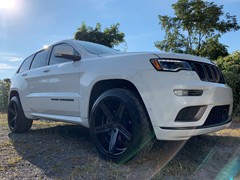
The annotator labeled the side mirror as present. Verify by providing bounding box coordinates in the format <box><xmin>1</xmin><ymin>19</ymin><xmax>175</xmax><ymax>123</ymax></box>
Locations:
<box><xmin>55</xmin><ymin>53</ymin><xmax>81</xmax><ymax>61</ymax></box>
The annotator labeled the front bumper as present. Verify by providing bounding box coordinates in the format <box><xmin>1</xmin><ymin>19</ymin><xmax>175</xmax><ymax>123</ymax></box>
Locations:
<box><xmin>154</xmin><ymin>118</ymin><xmax>231</xmax><ymax>140</ymax></box>
<box><xmin>132</xmin><ymin>70</ymin><xmax>233</xmax><ymax>140</ymax></box>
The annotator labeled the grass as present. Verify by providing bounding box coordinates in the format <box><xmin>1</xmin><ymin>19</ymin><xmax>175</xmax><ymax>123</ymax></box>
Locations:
<box><xmin>0</xmin><ymin>166</ymin><xmax>4</xmax><ymax>172</ymax></box>
<box><xmin>215</xmin><ymin>128</ymin><xmax>240</xmax><ymax>137</ymax></box>
<box><xmin>0</xmin><ymin>113</ymin><xmax>7</xmax><ymax>125</ymax></box>
<box><xmin>233</xmin><ymin>116</ymin><xmax>240</xmax><ymax>123</ymax></box>
<box><xmin>33</xmin><ymin>120</ymin><xmax>64</xmax><ymax>126</ymax></box>
<box><xmin>0</xmin><ymin>113</ymin><xmax>7</xmax><ymax>118</ymax></box>
<box><xmin>0</xmin><ymin>113</ymin><xmax>239</xmax><ymax>179</ymax></box>
<box><xmin>7</xmin><ymin>157</ymin><xmax>22</xmax><ymax>165</ymax></box>
<box><xmin>0</xmin><ymin>140</ymin><xmax>12</xmax><ymax>148</ymax></box>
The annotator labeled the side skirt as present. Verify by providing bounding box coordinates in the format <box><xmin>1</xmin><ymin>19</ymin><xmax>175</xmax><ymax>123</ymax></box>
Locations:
<box><xmin>31</xmin><ymin>113</ymin><xmax>89</xmax><ymax>128</ymax></box>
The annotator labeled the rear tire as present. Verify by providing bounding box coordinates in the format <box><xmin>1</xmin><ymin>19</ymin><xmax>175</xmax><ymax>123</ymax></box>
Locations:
<box><xmin>89</xmin><ymin>88</ymin><xmax>154</xmax><ymax>163</ymax></box>
<box><xmin>8</xmin><ymin>96</ymin><xmax>33</xmax><ymax>133</ymax></box>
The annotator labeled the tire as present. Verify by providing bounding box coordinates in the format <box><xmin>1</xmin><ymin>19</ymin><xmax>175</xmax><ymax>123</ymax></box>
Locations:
<box><xmin>89</xmin><ymin>88</ymin><xmax>155</xmax><ymax>163</ymax></box>
<box><xmin>8</xmin><ymin>96</ymin><xmax>33</xmax><ymax>133</ymax></box>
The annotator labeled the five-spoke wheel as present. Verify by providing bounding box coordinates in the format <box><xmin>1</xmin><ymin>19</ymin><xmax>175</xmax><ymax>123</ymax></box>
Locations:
<box><xmin>8</xmin><ymin>96</ymin><xmax>33</xmax><ymax>133</ymax></box>
<box><xmin>90</xmin><ymin>89</ymin><xmax>153</xmax><ymax>163</ymax></box>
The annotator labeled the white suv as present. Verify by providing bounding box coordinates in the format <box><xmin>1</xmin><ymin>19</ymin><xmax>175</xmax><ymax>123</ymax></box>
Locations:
<box><xmin>8</xmin><ymin>40</ymin><xmax>233</xmax><ymax>163</ymax></box>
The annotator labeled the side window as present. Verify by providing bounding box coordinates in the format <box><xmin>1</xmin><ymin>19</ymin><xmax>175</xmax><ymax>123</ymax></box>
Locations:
<box><xmin>18</xmin><ymin>55</ymin><xmax>34</xmax><ymax>73</ymax></box>
<box><xmin>49</xmin><ymin>44</ymin><xmax>77</xmax><ymax>65</ymax></box>
<box><xmin>30</xmin><ymin>49</ymin><xmax>49</xmax><ymax>70</ymax></box>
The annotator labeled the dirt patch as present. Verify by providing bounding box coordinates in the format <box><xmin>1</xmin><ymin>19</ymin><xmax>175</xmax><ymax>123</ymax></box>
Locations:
<box><xmin>0</xmin><ymin>113</ymin><xmax>239</xmax><ymax>179</ymax></box>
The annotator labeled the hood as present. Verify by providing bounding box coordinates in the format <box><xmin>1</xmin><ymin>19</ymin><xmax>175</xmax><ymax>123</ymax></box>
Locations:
<box><xmin>99</xmin><ymin>51</ymin><xmax>212</xmax><ymax>64</ymax></box>
<box><xmin>153</xmin><ymin>52</ymin><xmax>212</xmax><ymax>64</ymax></box>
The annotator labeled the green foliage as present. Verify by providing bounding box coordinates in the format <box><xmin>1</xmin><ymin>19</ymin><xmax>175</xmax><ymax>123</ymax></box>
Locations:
<box><xmin>216</xmin><ymin>51</ymin><xmax>240</xmax><ymax>114</ymax></box>
<box><xmin>0</xmin><ymin>79</ymin><xmax>10</xmax><ymax>112</ymax></box>
<box><xmin>155</xmin><ymin>0</ymin><xmax>240</xmax><ymax>60</ymax></box>
<box><xmin>200</xmin><ymin>36</ymin><xmax>228</xmax><ymax>60</ymax></box>
<box><xmin>74</xmin><ymin>22</ymin><xmax>125</xmax><ymax>48</ymax></box>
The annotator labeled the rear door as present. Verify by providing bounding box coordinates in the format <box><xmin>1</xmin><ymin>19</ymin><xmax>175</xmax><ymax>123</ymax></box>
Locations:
<box><xmin>21</xmin><ymin>48</ymin><xmax>51</xmax><ymax>114</ymax></box>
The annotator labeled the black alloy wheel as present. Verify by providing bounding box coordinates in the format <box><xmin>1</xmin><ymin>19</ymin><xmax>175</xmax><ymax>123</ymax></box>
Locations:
<box><xmin>90</xmin><ymin>88</ymin><xmax>153</xmax><ymax>163</ymax></box>
<box><xmin>8</xmin><ymin>98</ymin><xmax>18</xmax><ymax>130</ymax></box>
<box><xmin>8</xmin><ymin>96</ymin><xmax>33</xmax><ymax>133</ymax></box>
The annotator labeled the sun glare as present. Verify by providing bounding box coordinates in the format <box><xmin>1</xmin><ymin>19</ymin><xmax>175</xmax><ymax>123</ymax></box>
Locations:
<box><xmin>43</xmin><ymin>45</ymin><xmax>49</xmax><ymax>49</ymax></box>
<box><xmin>0</xmin><ymin>0</ymin><xmax>16</xmax><ymax>10</ymax></box>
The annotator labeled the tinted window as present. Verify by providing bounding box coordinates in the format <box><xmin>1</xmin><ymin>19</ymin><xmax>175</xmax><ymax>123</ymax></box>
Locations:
<box><xmin>18</xmin><ymin>55</ymin><xmax>34</xmax><ymax>73</ymax></box>
<box><xmin>31</xmin><ymin>49</ymin><xmax>49</xmax><ymax>69</ymax></box>
<box><xmin>76</xmin><ymin>41</ymin><xmax>119</xmax><ymax>55</ymax></box>
<box><xmin>49</xmin><ymin>44</ymin><xmax>77</xmax><ymax>65</ymax></box>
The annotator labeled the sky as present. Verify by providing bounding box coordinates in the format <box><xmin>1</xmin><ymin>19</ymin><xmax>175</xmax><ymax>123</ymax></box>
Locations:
<box><xmin>0</xmin><ymin>0</ymin><xmax>240</xmax><ymax>80</ymax></box>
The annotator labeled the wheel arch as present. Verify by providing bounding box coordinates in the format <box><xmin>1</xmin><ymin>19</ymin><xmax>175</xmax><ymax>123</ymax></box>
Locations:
<box><xmin>88</xmin><ymin>79</ymin><xmax>149</xmax><ymax>119</ymax></box>
<box><xmin>9</xmin><ymin>90</ymin><xmax>20</xmax><ymax>102</ymax></box>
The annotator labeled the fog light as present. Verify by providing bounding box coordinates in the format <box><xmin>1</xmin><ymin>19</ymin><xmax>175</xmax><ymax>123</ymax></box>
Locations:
<box><xmin>175</xmin><ymin>106</ymin><xmax>207</xmax><ymax>122</ymax></box>
<box><xmin>174</xmin><ymin>89</ymin><xmax>203</xmax><ymax>96</ymax></box>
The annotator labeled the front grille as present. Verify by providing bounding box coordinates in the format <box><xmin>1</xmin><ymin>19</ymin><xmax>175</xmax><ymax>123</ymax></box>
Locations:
<box><xmin>190</xmin><ymin>62</ymin><xmax>225</xmax><ymax>84</ymax></box>
<box><xmin>203</xmin><ymin>105</ymin><xmax>230</xmax><ymax>126</ymax></box>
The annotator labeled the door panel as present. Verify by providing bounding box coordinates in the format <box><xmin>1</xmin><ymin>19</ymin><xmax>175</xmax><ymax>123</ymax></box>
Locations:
<box><xmin>25</xmin><ymin>63</ymin><xmax>81</xmax><ymax>116</ymax></box>
<box><xmin>21</xmin><ymin>44</ymin><xmax>82</xmax><ymax>118</ymax></box>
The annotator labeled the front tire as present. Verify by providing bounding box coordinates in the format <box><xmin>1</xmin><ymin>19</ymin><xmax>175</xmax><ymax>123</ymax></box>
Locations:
<box><xmin>8</xmin><ymin>96</ymin><xmax>33</xmax><ymax>133</ymax></box>
<box><xmin>89</xmin><ymin>89</ymin><xmax>154</xmax><ymax>163</ymax></box>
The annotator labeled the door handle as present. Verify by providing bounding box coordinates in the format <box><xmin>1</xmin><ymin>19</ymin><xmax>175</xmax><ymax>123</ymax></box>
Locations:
<box><xmin>22</xmin><ymin>73</ymin><xmax>28</xmax><ymax>77</ymax></box>
<box><xmin>43</xmin><ymin>69</ymin><xmax>51</xmax><ymax>73</ymax></box>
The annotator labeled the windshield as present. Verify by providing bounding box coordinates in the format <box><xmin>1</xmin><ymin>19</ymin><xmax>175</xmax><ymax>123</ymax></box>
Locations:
<box><xmin>76</xmin><ymin>41</ymin><xmax>120</xmax><ymax>55</ymax></box>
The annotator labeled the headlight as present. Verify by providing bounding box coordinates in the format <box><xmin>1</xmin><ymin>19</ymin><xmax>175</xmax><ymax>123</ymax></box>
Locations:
<box><xmin>150</xmin><ymin>59</ymin><xmax>192</xmax><ymax>72</ymax></box>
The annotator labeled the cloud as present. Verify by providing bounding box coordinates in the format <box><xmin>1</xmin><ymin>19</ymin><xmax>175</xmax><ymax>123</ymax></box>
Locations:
<box><xmin>0</xmin><ymin>54</ymin><xmax>23</xmax><ymax>62</ymax></box>
<box><xmin>8</xmin><ymin>56</ymin><xmax>23</xmax><ymax>62</ymax></box>
<box><xmin>0</xmin><ymin>63</ymin><xmax>17</xmax><ymax>70</ymax></box>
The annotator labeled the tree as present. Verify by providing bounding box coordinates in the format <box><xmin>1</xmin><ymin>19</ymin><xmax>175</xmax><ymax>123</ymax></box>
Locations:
<box><xmin>0</xmin><ymin>79</ymin><xmax>10</xmax><ymax>112</ymax></box>
<box><xmin>216</xmin><ymin>51</ymin><xmax>240</xmax><ymax>115</ymax></box>
<box><xmin>155</xmin><ymin>0</ymin><xmax>240</xmax><ymax>60</ymax></box>
<box><xmin>200</xmin><ymin>35</ymin><xmax>229</xmax><ymax>60</ymax></box>
<box><xmin>74</xmin><ymin>22</ymin><xmax>125</xmax><ymax>48</ymax></box>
